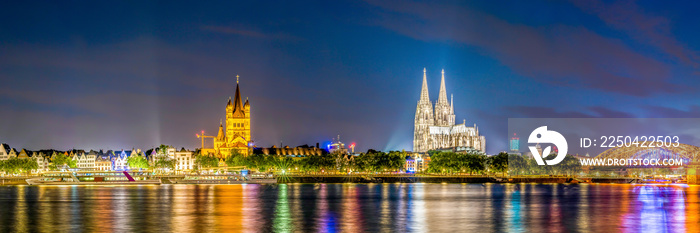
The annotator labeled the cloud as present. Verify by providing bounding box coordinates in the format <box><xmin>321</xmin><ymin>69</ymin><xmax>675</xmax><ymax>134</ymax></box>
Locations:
<box><xmin>504</xmin><ymin>106</ymin><xmax>634</xmax><ymax>118</ymax></box>
<box><xmin>588</xmin><ymin>106</ymin><xmax>635</xmax><ymax>118</ymax></box>
<box><xmin>0</xmin><ymin>36</ymin><xmax>376</xmax><ymax>151</ymax></box>
<box><xmin>644</xmin><ymin>105</ymin><xmax>700</xmax><ymax>118</ymax></box>
<box><xmin>571</xmin><ymin>0</ymin><xmax>700</xmax><ymax>68</ymax></box>
<box><xmin>505</xmin><ymin>106</ymin><xmax>593</xmax><ymax>118</ymax></box>
<box><xmin>200</xmin><ymin>25</ymin><xmax>302</xmax><ymax>41</ymax></box>
<box><xmin>0</xmin><ymin>37</ymin><xmax>284</xmax><ymax>150</ymax></box>
<box><xmin>0</xmin><ymin>37</ymin><xmax>276</xmax><ymax>93</ymax></box>
<box><xmin>366</xmin><ymin>0</ymin><xmax>690</xmax><ymax>96</ymax></box>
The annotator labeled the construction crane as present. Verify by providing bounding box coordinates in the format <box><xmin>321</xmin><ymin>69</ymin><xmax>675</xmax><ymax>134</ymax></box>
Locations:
<box><xmin>196</xmin><ymin>130</ymin><xmax>216</xmax><ymax>149</ymax></box>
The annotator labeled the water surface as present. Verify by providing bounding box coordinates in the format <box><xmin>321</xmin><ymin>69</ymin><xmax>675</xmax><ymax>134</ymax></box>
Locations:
<box><xmin>0</xmin><ymin>183</ymin><xmax>697</xmax><ymax>232</ymax></box>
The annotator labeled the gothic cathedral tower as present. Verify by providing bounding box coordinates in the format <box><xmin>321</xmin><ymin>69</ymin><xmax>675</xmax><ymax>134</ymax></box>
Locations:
<box><xmin>434</xmin><ymin>69</ymin><xmax>455</xmax><ymax>127</ymax></box>
<box><xmin>412</xmin><ymin>68</ymin><xmax>486</xmax><ymax>153</ymax></box>
<box><xmin>413</xmin><ymin>68</ymin><xmax>434</xmax><ymax>152</ymax></box>
<box><xmin>214</xmin><ymin>76</ymin><xmax>251</xmax><ymax>157</ymax></box>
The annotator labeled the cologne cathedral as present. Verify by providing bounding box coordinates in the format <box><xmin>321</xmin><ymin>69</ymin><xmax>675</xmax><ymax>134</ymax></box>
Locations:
<box><xmin>413</xmin><ymin>69</ymin><xmax>486</xmax><ymax>153</ymax></box>
<box><xmin>212</xmin><ymin>77</ymin><xmax>251</xmax><ymax>157</ymax></box>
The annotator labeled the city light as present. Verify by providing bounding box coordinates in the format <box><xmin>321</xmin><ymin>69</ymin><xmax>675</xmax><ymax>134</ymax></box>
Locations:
<box><xmin>2</xmin><ymin>1</ymin><xmax>699</xmax><ymax>232</ymax></box>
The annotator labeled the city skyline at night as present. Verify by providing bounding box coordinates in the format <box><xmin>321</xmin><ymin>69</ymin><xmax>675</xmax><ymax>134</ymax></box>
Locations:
<box><xmin>2</xmin><ymin>1</ymin><xmax>700</xmax><ymax>154</ymax></box>
<box><xmin>4</xmin><ymin>2</ymin><xmax>700</xmax><ymax>232</ymax></box>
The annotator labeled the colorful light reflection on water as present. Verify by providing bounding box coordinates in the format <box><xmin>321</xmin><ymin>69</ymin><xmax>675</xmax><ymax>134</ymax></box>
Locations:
<box><xmin>0</xmin><ymin>183</ymin><xmax>698</xmax><ymax>232</ymax></box>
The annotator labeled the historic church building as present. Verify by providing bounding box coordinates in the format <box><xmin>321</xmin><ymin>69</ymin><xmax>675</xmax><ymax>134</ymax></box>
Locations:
<box><xmin>413</xmin><ymin>69</ymin><xmax>486</xmax><ymax>153</ymax></box>
<box><xmin>212</xmin><ymin>77</ymin><xmax>251</xmax><ymax>157</ymax></box>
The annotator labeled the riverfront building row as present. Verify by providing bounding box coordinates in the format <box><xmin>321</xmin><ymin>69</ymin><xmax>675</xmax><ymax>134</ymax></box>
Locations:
<box><xmin>0</xmin><ymin>143</ymin><xmax>194</xmax><ymax>173</ymax></box>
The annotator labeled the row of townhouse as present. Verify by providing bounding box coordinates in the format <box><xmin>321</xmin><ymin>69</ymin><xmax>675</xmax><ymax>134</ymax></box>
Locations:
<box><xmin>1</xmin><ymin>143</ymin><xmax>195</xmax><ymax>173</ymax></box>
<box><xmin>0</xmin><ymin>144</ymin><xmax>70</xmax><ymax>172</ymax></box>
<box><xmin>147</xmin><ymin>147</ymin><xmax>195</xmax><ymax>172</ymax></box>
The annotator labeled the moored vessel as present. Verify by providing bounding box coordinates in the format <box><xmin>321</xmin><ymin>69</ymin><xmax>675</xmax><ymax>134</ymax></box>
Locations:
<box><xmin>170</xmin><ymin>173</ymin><xmax>276</xmax><ymax>184</ymax></box>
<box><xmin>26</xmin><ymin>171</ymin><xmax>161</xmax><ymax>185</ymax></box>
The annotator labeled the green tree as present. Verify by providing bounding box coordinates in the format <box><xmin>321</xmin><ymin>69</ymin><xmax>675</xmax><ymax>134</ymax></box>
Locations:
<box><xmin>487</xmin><ymin>152</ymin><xmax>509</xmax><ymax>175</ymax></box>
<box><xmin>507</xmin><ymin>154</ymin><xmax>527</xmax><ymax>175</ymax></box>
<box><xmin>351</xmin><ymin>151</ymin><xmax>405</xmax><ymax>173</ymax></box>
<box><xmin>127</xmin><ymin>155</ymin><xmax>149</xmax><ymax>169</ymax></box>
<box><xmin>0</xmin><ymin>158</ymin><xmax>38</xmax><ymax>175</ymax></box>
<box><xmin>154</xmin><ymin>158</ymin><xmax>176</xmax><ymax>170</ymax></box>
<box><xmin>158</xmin><ymin>144</ymin><xmax>173</xmax><ymax>155</ymax></box>
<box><xmin>426</xmin><ymin>152</ymin><xmax>487</xmax><ymax>174</ymax></box>
<box><xmin>554</xmin><ymin>155</ymin><xmax>582</xmax><ymax>176</ymax></box>
<box><xmin>465</xmin><ymin>153</ymin><xmax>486</xmax><ymax>175</ymax></box>
<box><xmin>427</xmin><ymin>152</ymin><xmax>459</xmax><ymax>173</ymax></box>
<box><xmin>49</xmin><ymin>153</ymin><xmax>77</xmax><ymax>170</ymax></box>
<box><xmin>271</xmin><ymin>156</ymin><xmax>296</xmax><ymax>173</ymax></box>
<box><xmin>298</xmin><ymin>154</ymin><xmax>334</xmax><ymax>173</ymax></box>
<box><xmin>194</xmin><ymin>155</ymin><xmax>219</xmax><ymax>170</ymax></box>
<box><xmin>224</xmin><ymin>150</ymin><xmax>247</xmax><ymax>167</ymax></box>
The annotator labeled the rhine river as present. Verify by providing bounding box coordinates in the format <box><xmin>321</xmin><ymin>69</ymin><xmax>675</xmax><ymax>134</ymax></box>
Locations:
<box><xmin>0</xmin><ymin>183</ymin><xmax>697</xmax><ymax>232</ymax></box>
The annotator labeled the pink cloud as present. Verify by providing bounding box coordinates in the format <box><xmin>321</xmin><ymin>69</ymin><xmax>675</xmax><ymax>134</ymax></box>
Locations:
<box><xmin>572</xmin><ymin>0</ymin><xmax>699</xmax><ymax>68</ymax></box>
<box><xmin>366</xmin><ymin>0</ymin><xmax>689</xmax><ymax>96</ymax></box>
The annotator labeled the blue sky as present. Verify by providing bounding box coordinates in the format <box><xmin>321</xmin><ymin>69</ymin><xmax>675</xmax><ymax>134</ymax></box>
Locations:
<box><xmin>1</xmin><ymin>0</ymin><xmax>699</xmax><ymax>154</ymax></box>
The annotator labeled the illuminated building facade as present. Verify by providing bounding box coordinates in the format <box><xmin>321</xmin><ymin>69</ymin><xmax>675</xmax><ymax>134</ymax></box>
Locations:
<box><xmin>173</xmin><ymin>148</ymin><xmax>194</xmax><ymax>171</ymax></box>
<box><xmin>329</xmin><ymin>136</ymin><xmax>349</xmax><ymax>154</ymax></box>
<box><xmin>510</xmin><ymin>133</ymin><xmax>519</xmax><ymax>152</ymax></box>
<box><xmin>413</xmin><ymin>69</ymin><xmax>486</xmax><ymax>153</ymax></box>
<box><xmin>95</xmin><ymin>154</ymin><xmax>112</xmax><ymax>171</ymax></box>
<box><xmin>405</xmin><ymin>153</ymin><xmax>431</xmax><ymax>172</ymax></box>
<box><xmin>258</xmin><ymin>145</ymin><xmax>325</xmax><ymax>157</ymax></box>
<box><xmin>211</xmin><ymin>77</ymin><xmax>251</xmax><ymax>157</ymax></box>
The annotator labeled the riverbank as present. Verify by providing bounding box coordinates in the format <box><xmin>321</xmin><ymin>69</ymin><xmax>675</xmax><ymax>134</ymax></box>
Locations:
<box><xmin>0</xmin><ymin>177</ymin><xmax>36</xmax><ymax>185</ymax></box>
<box><xmin>1</xmin><ymin>176</ymin><xmax>649</xmax><ymax>185</ymax></box>
<box><xmin>275</xmin><ymin>176</ymin><xmax>640</xmax><ymax>184</ymax></box>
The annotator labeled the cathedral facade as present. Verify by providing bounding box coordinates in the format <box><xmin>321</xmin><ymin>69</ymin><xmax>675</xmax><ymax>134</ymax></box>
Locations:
<box><xmin>213</xmin><ymin>78</ymin><xmax>251</xmax><ymax>157</ymax></box>
<box><xmin>413</xmin><ymin>69</ymin><xmax>486</xmax><ymax>153</ymax></box>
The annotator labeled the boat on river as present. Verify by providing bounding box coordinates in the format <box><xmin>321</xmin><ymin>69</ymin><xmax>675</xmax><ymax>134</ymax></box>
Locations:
<box><xmin>26</xmin><ymin>171</ymin><xmax>161</xmax><ymax>185</ymax></box>
<box><xmin>170</xmin><ymin>173</ymin><xmax>276</xmax><ymax>184</ymax></box>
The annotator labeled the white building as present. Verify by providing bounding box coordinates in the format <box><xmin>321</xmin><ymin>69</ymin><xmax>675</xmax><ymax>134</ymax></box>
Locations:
<box><xmin>173</xmin><ymin>148</ymin><xmax>194</xmax><ymax>171</ymax></box>
<box><xmin>0</xmin><ymin>143</ymin><xmax>10</xmax><ymax>160</ymax></box>
<box><xmin>31</xmin><ymin>152</ymin><xmax>50</xmax><ymax>172</ymax></box>
<box><xmin>95</xmin><ymin>154</ymin><xmax>112</xmax><ymax>171</ymax></box>
<box><xmin>413</xmin><ymin>69</ymin><xmax>486</xmax><ymax>153</ymax></box>
<box><xmin>112</xmin><ymin>150</ymin><xmax>130</xmax><ymax>170</ymax></box>
<box><xmin>405</xmin><ymin>153</ymin><xmax>431</xmax><ymax>173</ymax></box>
<box><xmin>329</xmin><ymin>136</ymin><xmax>349</xmax><ymax>154</ymax></box>
<box><xmin>73</xmin><ymin>150</ymin><xmax>97</xmax><ymax>169</ymax></box>
<box><xmin>156</xmin><ymin>147</ymin><xmax>194</xmax><ymax>172</ymax></box>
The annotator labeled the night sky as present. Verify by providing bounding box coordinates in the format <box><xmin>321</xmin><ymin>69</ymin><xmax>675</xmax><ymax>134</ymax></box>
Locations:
<box><xmin>2</xmin><ymin>0</ymin><xmax>700</xmax><ymax>154</ymax></box>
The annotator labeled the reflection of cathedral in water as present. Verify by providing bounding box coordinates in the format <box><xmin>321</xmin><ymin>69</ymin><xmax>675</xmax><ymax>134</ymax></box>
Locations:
<box><xmin>413</xmin><ymin>69</ymin><xmax>485</xmax><ymax>153</ymax></box>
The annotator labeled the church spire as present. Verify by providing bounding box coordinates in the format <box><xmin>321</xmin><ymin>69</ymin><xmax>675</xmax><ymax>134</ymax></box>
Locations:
<box><xmin>438</xmin><ymin>69</ymin><xmax>448</xmax><ymax>105</ymax></box>
<box><xmin>216</xmin><ymin>120</ymin><xmax>225</xmax><ymax>140</ymax></box>
<box><xmin>420</xmin><ymin>68</ymin><xmax>430</xmax><ymax>102</ymax></box>
<box><xmin>232</xmin><ymin>75</ymin><xmax>244</xmax><ymax>117</ymax></box>
<box><xmin>451</xmin><ymin>94</ymin><xmax>454</xmax><ymax>114</ymax></box>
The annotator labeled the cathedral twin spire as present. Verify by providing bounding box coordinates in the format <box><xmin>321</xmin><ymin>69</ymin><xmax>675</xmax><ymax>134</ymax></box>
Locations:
<box><xmin>438</xmin><ymin>69</ymin><xmax>448</xmax><ymax>106</ymax></box>
<box><xmin>419</xmin><ymin>68</ymin><xmax>455</xmax><ymax>127</ymax></box>
<box><xmin>420</xmin><ymin>68</ymin><xmax>430</xmax><ymax>103</ymax></box>
<box><xmin>420</xmin><ymin>68</ymin><xmax>449</xmax><ymax>105</ymax></box>
<box><xmin>414</xmin><ymin>68</ymin><xmax>485</xmax><ymax>153</ymax></box>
